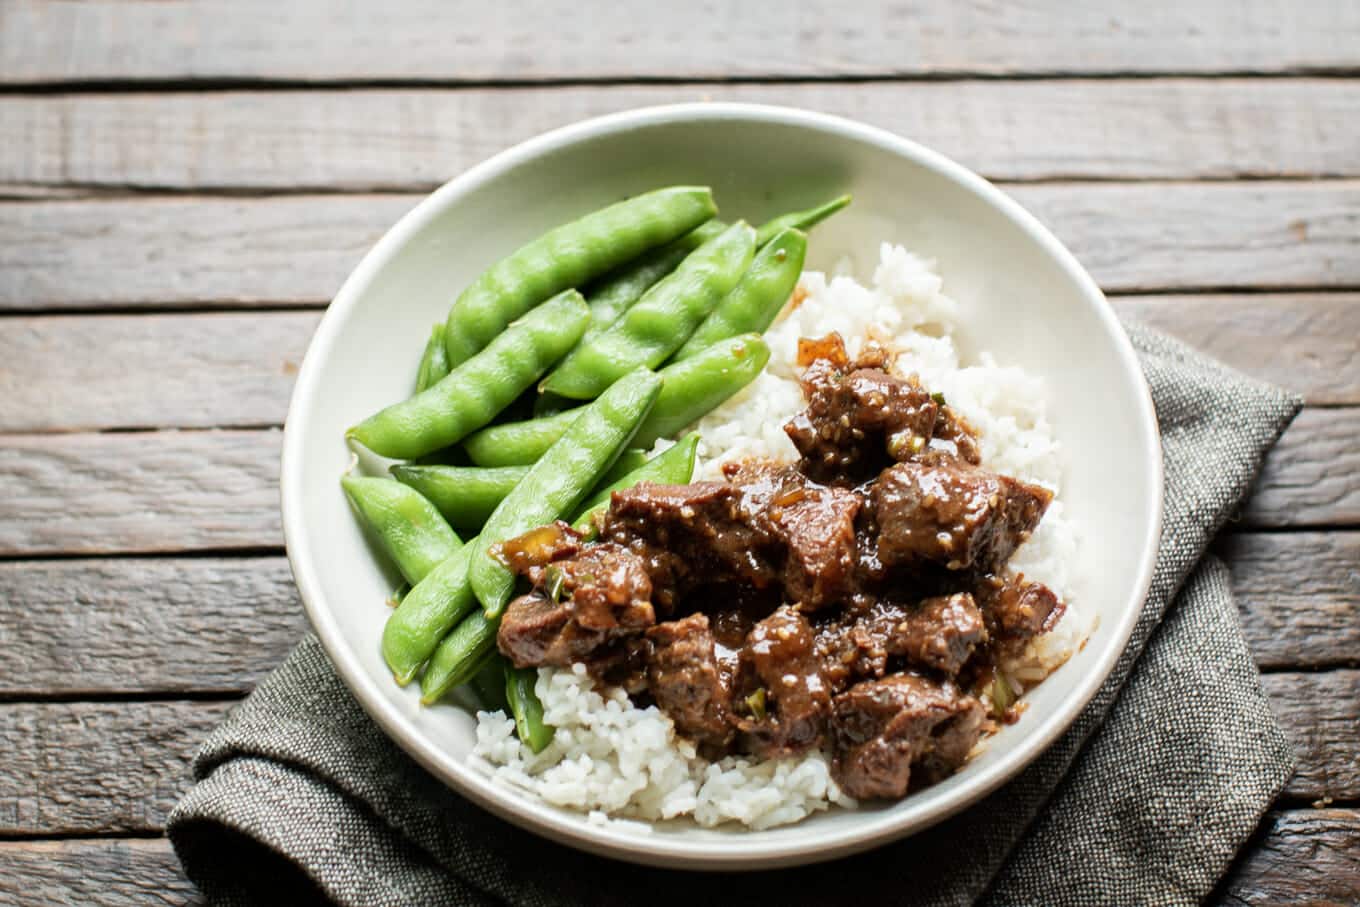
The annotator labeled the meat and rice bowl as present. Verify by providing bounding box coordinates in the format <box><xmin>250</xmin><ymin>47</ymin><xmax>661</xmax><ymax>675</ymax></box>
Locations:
<box><xmin>471</xmin><ymin>245</ymin><xmax>1082</xmax><ymax>829</ymax></box>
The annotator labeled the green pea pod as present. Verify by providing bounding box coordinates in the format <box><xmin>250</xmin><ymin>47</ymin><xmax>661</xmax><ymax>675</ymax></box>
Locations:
<box><xmin>754</xmin><ymin>193</ymin><xmax>851</xmax><ymax>247</ymax></box>
<box><xmin>581</xmin><ymin>220</ymin><xmax>726</xmax><ymax>341</ymax></box>
<box><xmin>470</xmin><ymin>368</ymin><xmax>664</xmax><ymax>618</ymax></box>
<box><xmin>540</xmin><ymin>222</ymin><xmax>756</xmax><ymax>400</ymax></box>
<box><xmin>414</xmin><ymin>323</ymin><xmax>451</xmax><ymax>393</ymax></box>
<box><xmin>392</xmin><ymin>450</ymin><xmax>647</xmax><ymax>531</ymax></box>
<box><xmin>470</xmin><ymin>651</ymin><xmax>511</xmax><ymax>712</ymax></box>
<box><xmin>505</xmin><ymin>664</ymin><xmax>554</xmax><ymax>752</ymax></box>
<box><xmin>672</xmin><ymin>228</ymin><xmax>807</xmax><ymax>361</ymax></box>
<box><xmin>443</xmin><ymin>187</ymin><xmax>717</xmax><ymax>367</ymax></box>
<box><xmin>349</xmin><ymin>290</ymin><xmax>590</xmax><ymax>459</ymax></box>
<box><xmin>633</xmin><ymin>333</ymin><xmax>770</xmax><ymax>448</ymax></box>
<box><xmin>463</xmin><ymin>408</ymin><xmax>580</xmax><ymax>468</ymax></box>
<box><xmin>571</xmin><ymin>432</ymin><xmax>700</xmax><ymax>532</ymax></box>
<box><xmin>341</xmin><ymin>476</ymin><xmax>462</xmax><ymax>586</ymax></box>
<box><xmin>390</xmin><ymin>464</ymin><xmax>527</xmax><ymax>532</ymax></box>
<box><xmin>420</xmin><ymin>609</ymin><xmax>499</xmax><ymax>705</ymax></box>
<box><xmin>381</xmin><ymin>543</ymin><xmax>478</xmax><ymax>685</ymax></box>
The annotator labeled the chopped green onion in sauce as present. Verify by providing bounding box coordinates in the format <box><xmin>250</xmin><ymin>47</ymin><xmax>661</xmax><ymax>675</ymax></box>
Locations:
<box><xmin>745</xmin><ymin>687</ymin><xmax>768</xmax><ymax>721</ymax></box>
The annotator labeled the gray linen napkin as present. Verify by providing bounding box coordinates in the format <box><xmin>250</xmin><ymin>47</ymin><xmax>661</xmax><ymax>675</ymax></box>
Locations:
<box><xmin>168</xmin><ymin>324</ymin><xmax>1301</xmax><ymax>906</ymax></box>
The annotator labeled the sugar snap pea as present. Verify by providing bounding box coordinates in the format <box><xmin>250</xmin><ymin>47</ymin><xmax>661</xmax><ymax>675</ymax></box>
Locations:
<box><xmin>349</xmin><ymin>290</ymin><xmax>589</xmax><ymax>459</ymax></box>
<box><xmin>442</xmin><ymin>187</ymin><xmax>716</xmax><ymax>367</ymax></box>
<box><xmin>470</xmin><ymin>368</ymin><xmax>664</xmax><ymax>617</ymax></box>
<box><xmin>634</xmin><ymin>333</ymin><xmax>770</xmax><ymax>447</ymax></box>
<box><xmin>571</xmin><ymin>432</ymin><xmax>700</xmax><ymax>532</ymax></box>
<box><xmin>392</xmin><ymin>450</ymin><xmax>648</xmax><ymax>530</ymax></box>
<box><xmin>420</xmin><ymin>608</ymin><xmax>499</xmax><ymax>705</ymax></box>
<box><xmin>414</xmin><ymin>323</ymin><xmax>451</xmax><ymax>393</ymax></box>
<box><xmin>754</xmin><ymin>193</ymin><xmax>851</xmax><ymax>247</ymax></box>
<box><xmin>391</xmin><ymin>464</ymin><xmax>527</xmax><ymax>532</ymax></box>
<box><xmin>580</xmin><ymin>220</ymin><xmax>726</xmax><ymax>341</ymax></box>
<box><xmin>672</xmin><ymin>228</ymin><xmax>806</xmax><ymax>361</ymax></box>
<box><xmin>341</xmin><ymin>476</ymin><xmax>462</xmax><ymax>587</ymax></box>
<box><xmin>506</xmin><ymin>664</ymin><xmax>554</xmax><ymax>752</ymax></box>
<box><xmin>540</xmin><ymin>222</ymin><xmax>755</xmax><ymax>400</ymax></box>
<box><xmin>381</xmin><ymin>543</ymin><xmax>478</xmax><ymax>685</ymax></box>
<box><xmin>463</xmin><ymin>407</ymin><xmax>580</xmax><ymax>468</ymax></box>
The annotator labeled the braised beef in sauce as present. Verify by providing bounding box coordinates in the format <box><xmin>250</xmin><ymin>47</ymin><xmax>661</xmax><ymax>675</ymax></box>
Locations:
<box><xmin>496</xmin><ymin>333</ymin><xmax>1066</xmax><ymax>800</ymax></box>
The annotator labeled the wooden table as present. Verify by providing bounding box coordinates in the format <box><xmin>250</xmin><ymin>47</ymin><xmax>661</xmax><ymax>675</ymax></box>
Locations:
<box><xmin>0</xmin><ymin>3</ymin><xmax>1356</xmax><ymax>903</ymax></box>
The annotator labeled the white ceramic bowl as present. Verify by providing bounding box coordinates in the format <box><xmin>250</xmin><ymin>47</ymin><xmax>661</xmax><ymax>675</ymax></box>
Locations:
<box><xmin>282</xmin><ymin>104</ymin><xmax>1162</xmax><ymax>870</ymax></box>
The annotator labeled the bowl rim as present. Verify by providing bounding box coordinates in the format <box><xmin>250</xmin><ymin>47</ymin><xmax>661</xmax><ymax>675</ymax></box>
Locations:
<box><xmin>281</xmin><ymin>101</ymin><xmax>1164</xmax><ymax>869</ymax></box>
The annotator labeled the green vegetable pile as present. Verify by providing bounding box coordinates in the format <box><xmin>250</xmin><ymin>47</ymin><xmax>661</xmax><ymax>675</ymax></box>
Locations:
<box><xmin>341</xmin><ymin>186</ymin><xmax>850</xmax><ymax>751</ymax></box>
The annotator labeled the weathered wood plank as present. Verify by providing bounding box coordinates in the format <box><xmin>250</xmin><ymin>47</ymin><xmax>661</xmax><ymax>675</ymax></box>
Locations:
<box><xmin>3</xmin><ymin>182</ymin><xmax>1358</xmax><ymax>311</ymax></box>
<box><xmin>0</xmin><ymin>839</ymin><xmax>200</xmax><ymax>906</ymax></box>
<box><xmin>0</xmin><ymin>431</ymin><xmax>280</xmax><ymax>555</ymax></box>
<box><xmin>2</xmin><ymin>531</ymin><xmax>1349</xmax><ymax>696</ymax></box>
<box><xmin>0</xmin><ymin>701</ymin><xmax>231</xmax><ymax>835</ymax></box>
<box><xmin>3</xmin><ymin>295</ymin><xmax>1351</xmax><ymax>434</ymax></box>
<box><xmin>3</xmin><ymin>0</ymin><xmax>1357</xmax><ymax>83</ymax></box>
<box><xmin>0</xmin><ymin>311</ymin><xmax>320</xmax><ymax>431</ymax></box>
<box><xmin>0</xmin><ymin>675</ymin><xmax>1350</xmax><ymax>837</ymax></box>
<box><xmin>1220</xmin><ymin>532</ymin><xmax>1360</xmax><ymax>671</ymax></box>
<box><xmin>0</xmin><ymin>558</ymin><xmax>306</xmax><ymax>696</ymax></box>
<box><xmin>5</xmin><ymin>80</ymin><xmax>1360</xmax><ymax>192</ymax></box>
<box><xmin>1215</xmin><ymin>809</ymin><xmax>1360</xmax><ymax>906</ymax></box>
<box><xmin>1242</xmin><ymin>407</ymin><xmax>1360</xmax><ymax>530</ymax></box>
<box><xmin>0</xmin><ymin>404</ymin><xmax>1350</xmax><ymax>555</ymax></box>
<box><xmin>1262</xmin><ymin>671</ymin><xmax>1360</xmax><ymax>802</ymax></box>
<box><xmin>1113</xmin><ymin>294</ymin><xmax>1360</xmax><ymax>406</ymax></box>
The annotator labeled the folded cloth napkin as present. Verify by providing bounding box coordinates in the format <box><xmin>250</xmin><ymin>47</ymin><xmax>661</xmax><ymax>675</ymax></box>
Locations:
<box><xmin>168</xmin><ymin>324</ymin><xmax>1301</xmax><ymax>906</ymax></box>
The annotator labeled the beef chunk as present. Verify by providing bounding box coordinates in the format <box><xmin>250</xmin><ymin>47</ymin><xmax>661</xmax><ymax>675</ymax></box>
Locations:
<box><xmin>871</xmin><ymin>460</ymin><xmax>1052</xmax><ymax>573</ymax></box>
<box><xmin>974</xmin><ymin>574</ymin><xmax>1064</xmax><ymax>647</ymax></box>
<box><xmin>928</xmin><ymin>404</ymin><xmax>982</xmax><ymax>466</ymax></box>
<box><xmin>735</xmin><ymin>606</ymin><xmax>832</xmax><ymax>758</ymax></box>
<box><xmin>891</xmin><ymin>593</ymin><xmax>988</xmax><ymax>675</ymax></box>
<box><xmin>498</xmin><ymin>593</ymin><xmax>609</xmax><ymax>667</ymax></box>
<box><xmin>496</xmin><ymin>542</ymin><xmax>655</xmax><ymax>668</ymax></box>
<box><xmin>785</xmin><ymin>336</ymin><xmax>940</xmax><ymax>484</ymax></box>
<box><xmin>831</xmin><ymin>674</ymin><xmax>984</xmax><ymax>799</ymax></box>
<box><xmin>814</xmin><ymin>593</ymin><xmax>986</xmax><ymax>691</ymax></box>
<box><xmin>646</xmin><ymin>614</ymin><xmax>734</xmax><ymax>748</ymax></box>
<box><xmin>603</xmin><ymin>481</ymin><xmax>775</xmax><ymax>604</ymax></box>
<box><xmin>725</xmin><ymin>462</ymin><xmax>863</xmax><ymax>608</ymax></box>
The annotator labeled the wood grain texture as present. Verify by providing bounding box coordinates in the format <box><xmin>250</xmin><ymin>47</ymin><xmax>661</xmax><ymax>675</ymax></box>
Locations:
<box><xmin>1221</xmin><ymin>532</ymin><xmax>1360</xmax><ymax>670</ymax></box>
<box><xmin>3</xmin><ymin>182</ymin><xmax>1359</xmax><ymax>311</ymax></box>
<box><xmin>1215</xmin><ymin>809</ymin><xmax>1360</xmax><ymax>906</ymax></box>
<box><xmin>4</xmin><ymin>79</ymin><xmax>1360</xmax><ymax>192</ymax></box>
<box><xmin>0</xmin><ymin>674</ymin><xmax>1349</xmax><ymax>837</ymax></box>
<box><xmin>2</xmin><ymin>403</ymin><xmax>1352</xmax><ymax>556</ymax></box>
<box><xmin>1242</xmin><ymin>407</ymin><xmax>1360</xmax><ymax>529</ymax></box>
<box><xmin>0</xmin><ymin>311</ymin><xmax>320</xmax><ymax>431</ymax></box>
<box><xmin>3</xmin><ymin>295</ymin><xmax>1352</xmax><ymax>433</ymax></box>
<box><xmin>0</xmin><ymin>701</ymin><xmax>231</xmax><ymax>834</ymax></box>
<box><xmin>1264</xmin><ymin>671</ymin><xmax>1360</xmax><ymax>802</ymax></box>
<box><xmin>1114</xmin><ymin>294</ymin><xmax>1360</xmax><ymax>406</ymax></box>
<box><xmin>0</xmin><ymin>839</ymin><xmax>200</xmax><ymax>907</ymax></box>
<box><xmin>0</xmin><ymin>431</ymin><xmax>280</xmax><ymax>555</ymax></box>
<box><xmin>3</xmin><ymin>1</ymin><xmax>1358</xmax><ymax>84</ymax></box>
<box><xmin>0</xmin><ymin>558</ymin><xmax>306</xmax><ymax>696</ymax></box>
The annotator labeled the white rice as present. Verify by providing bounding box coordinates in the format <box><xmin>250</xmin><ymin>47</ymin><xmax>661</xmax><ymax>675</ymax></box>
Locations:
<box><xmin>472</xmin><ymin>242</ymin><xmax>1084</xmax><ymax>828</ymax></box>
